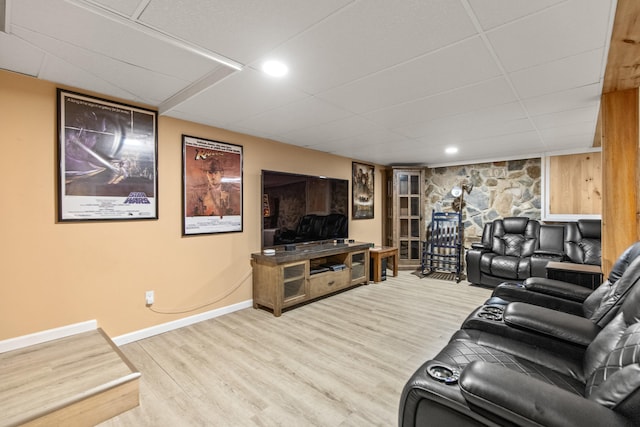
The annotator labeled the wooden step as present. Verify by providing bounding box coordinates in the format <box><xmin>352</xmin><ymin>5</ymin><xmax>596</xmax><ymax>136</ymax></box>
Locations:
<box><xmin>0</xmin><ymin>328</ymin><xmax>140</xmax><ymax>427</ymax></box>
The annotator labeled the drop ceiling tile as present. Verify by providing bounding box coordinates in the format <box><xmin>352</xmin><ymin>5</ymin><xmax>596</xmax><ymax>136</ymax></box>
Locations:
<box><xmin>351</xmin><ymin>141</ymin><xmax>443</xmax><ymax>165</ymax></box>
<box><xmin>487</xmin><ymin>0</ymin><xmax>613</xmax><ymax>72</ymax></box>
<box><xmin>92</xmin><ymin>0</ymin><xmax>142</xmax><ymax>16</ymax></box>
<box><xmin>303</xmin><ymin>138</ymin><xmax>377</xmax><ymax>155</ymax></box>
<box><xmin>509</xmin><ymin>49</ymin><xmax>603</xmax><ymax>99</ymax></box>
<box><xmin>330</xmin><ymin>139</ymin><xmax>426</xmax><ymax>164</ymax></box>
<box><xmin>364</xmin><ymin>77</ymin><xmax>517</xmax><ymax>129</ymax></box>
<box><xmin>316</xmin><ymin>36</ymin><xmax>501</xmax><ymax>114</ymax></box>
<box><xmin>12</xmin><ymin>0</ymin><xmax>217</xmax><ymax>82</ymax></box>
<box><xmin>544</xmin><ymin>134</ymin><xmax>597</xmax><ymax>150</ymax></box>
<box><xmin>281</xmin><ymin>116</ymin><xmax>384</xmax><ymax>146</ymax></box>
<box><xmin>0</xmin><ymin>33</ymin><xmax>44</xmax><ymax>77</ymax></box>
<box><xmin>532</xmin><ymin>105</ymin><xmax>599</xmax><ymax>130</ymax></box>
<box><xmin>305</xmin><ymin>128</ymin><xmax>411</xmax><ymax>151</ymax></box>
<box><xmin>418</xmin><ymin>124</ymin><xmax>540</xmax><ymax>154</ymax></box>
<box><xmin>467</xmin><ymin>0</ymin><xmax>564</xmax><ymax>30</ymax></box>
<box><xmin>435</xmin><ymin>131</ymin><xmax>545</xmax><ymax>164</ymax></box>
<box><xmin>523</xmin><ymin>84</ymin><xmax>602</xmax><ymax>116</ymax></box>
<box><xmin>11</xmin><ymin>26</ymin><xmax>190</xmax><ymax>104</ymax></box>
<box><xmin>232</xmin><ymin>96</ymin><xmax>353</xmax><ymax>136</ymax></box>
<box><xmin>263</xmin><ymin>0</ymin><xmax>477</xmax><ymax>93</ymax></box>
<box><xmin>39</xmin><ymin>54</ymin><xmax>143</xmax><ymax>102</ymax></box>
<box><xmin>139</xmin><ymin>0</ymin><xmax>354</xmax><ymax>64</ymax></box>
<box><xmin>171</xmin><ymin>68</ymin><xmax>308</xmax><ymax>126</ymax></box>
<box><xmin>166</xmin><ymin>109</ymin><xmax>229</xmax><ymax>131</ymax></box>
<box><xmin>423</xmin><ymin>118</ymin><xmax>534</xmax><ymax>147</ymax></box>
<box><xmin>540</xmin><ymin>122</ymin><xmax>596</xmax><ymax>141</ymax></box>
<box><xmin>395</xmin><ymin>101</ymin><xmax>528</xmax><ymax>139</ymax></box>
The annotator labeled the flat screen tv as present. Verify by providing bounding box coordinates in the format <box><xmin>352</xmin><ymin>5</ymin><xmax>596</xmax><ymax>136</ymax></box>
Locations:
<box><xmin>261</xmin><ymin>170</ymin><xmax>349</xmax><ymax>248</ymax></box>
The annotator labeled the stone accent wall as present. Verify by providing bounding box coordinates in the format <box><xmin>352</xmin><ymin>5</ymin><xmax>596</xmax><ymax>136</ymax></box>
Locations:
<box><xmin>424</xmin><ymin>158</ymin><xmax>542</xmax><ymax>248</ymax></box>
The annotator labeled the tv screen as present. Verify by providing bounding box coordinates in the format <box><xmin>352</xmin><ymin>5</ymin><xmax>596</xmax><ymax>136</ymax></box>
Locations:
<box><xmin>261</xmin><ymin>170</ymin><xmax>349</xmax><ymax>248</ymax></box>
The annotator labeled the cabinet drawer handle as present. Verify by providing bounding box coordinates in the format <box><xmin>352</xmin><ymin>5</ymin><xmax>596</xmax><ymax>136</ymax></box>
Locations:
<box><xmin>328</xmin><ymin>281</ymin><xmax>335</xmax><ymax>286</ymax></box>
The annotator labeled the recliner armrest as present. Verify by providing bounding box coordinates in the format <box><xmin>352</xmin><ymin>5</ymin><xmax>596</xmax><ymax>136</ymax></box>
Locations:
<box><xmin>471</xmin><ymin>242</ymin><xmax>491</xmax><ymax>251</ymax></box>
<box><xmin>459</xmin><ymin>361</ymin><xmax>630</xmax><ymax>427</ymax></box>
<box><xmin>470</xmin><ymin>242</ymin><xmax>490</xmax><ymax>250</ymax></box>
<box><xmin>521</xmin><ymin>277</ymin><xmax>593</xmax><ymax>302</ymax></box>
<box><xmin>504</xmin><ymin>302</ymin><xmax>600</xmax><ymax>347</ymax></box>
<box><xmin>533</xmin><ymin>249</ymin><xmax>564</xmax><ymax>258</ymax></box>
<box><xmin>490</xmin><ymin>287</ymin><xmax>585</xmax><ymax>315</ymax></box>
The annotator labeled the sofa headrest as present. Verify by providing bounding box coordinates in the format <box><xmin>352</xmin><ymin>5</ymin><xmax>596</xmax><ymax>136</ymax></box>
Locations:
<box><xmin>578</xmin><ymin>219</ymin><xmax>602</xmax><ymax>239</ymax></box>
<box><xmin>501</xmin><ymin>217</ymin><xmax>532</xmax><ymax>234</ymax></box>
<box><xmin>609</xmin><ymin>242</ymin><xmax>640</xmax><ymax>284</ymax></box>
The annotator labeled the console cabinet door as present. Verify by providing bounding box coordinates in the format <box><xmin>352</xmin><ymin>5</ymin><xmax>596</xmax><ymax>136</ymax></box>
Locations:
<box><xmin>350</xmin><ymin>250</ymin><xmax>369</xmax><ymax>285</ymax></box>
<box><xmin>282</xmin><ymin>261</ymin><xmax>308</xmax><ymax>306</ymax></box>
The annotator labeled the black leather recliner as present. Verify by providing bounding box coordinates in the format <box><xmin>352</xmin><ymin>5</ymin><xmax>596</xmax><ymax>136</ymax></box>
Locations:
<box><xmin>565</xmin><ymin>219</ymin><xmax>602</xmax><ymax>265</ymax></box>
<box><xmin>458</xmin><ymin>254</ymin><xmax>640</xmax><ymax>361</ymax></box>
<box><xmin>399</xmin><ymin>269</ymin><xmax>640</xmax><ymax>427</ymax></box>
<box><xmin>467</xmin><ymin>218</ymin><xmax>602</xmax><ymax>288</ymax></box>
<box><xmin>465</xmin><ymin>217</ymin><xmax>540</xmax><ymax>287</ymax></box>
<box><xmin>489</xmin><ymin>241</ymin><xmax>640</xmax><ymax>316</ymax></box>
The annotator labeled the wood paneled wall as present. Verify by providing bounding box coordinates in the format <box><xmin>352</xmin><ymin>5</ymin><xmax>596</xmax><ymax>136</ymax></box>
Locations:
<box><xmin>601</xmin><ymin>88</ymin><xmax>639</xmax><ymax>276</ymax></box>
<box><xmin>548</xmin><ymin>152</ymin><xmax>602</xmax><ymax>215</ymax></box>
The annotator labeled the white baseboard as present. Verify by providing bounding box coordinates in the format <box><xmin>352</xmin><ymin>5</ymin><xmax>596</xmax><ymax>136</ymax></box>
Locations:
<box><xmin>0</xmin><ymin>300</ymin><xmax>253</xmax><ymax>352</ymax></box>
<box><xmin>0</xmin><ymin>320</ymin><xmax>97</xmax><ymax>354</ymax></box>
<box><xmin>112</xmin><ymin>299</ymin><xmax>253</xmax><ymax>346</ymax></box>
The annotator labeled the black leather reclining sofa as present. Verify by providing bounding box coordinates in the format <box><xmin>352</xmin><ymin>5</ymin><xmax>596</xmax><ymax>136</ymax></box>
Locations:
<box><xmin>399</xmin><ymin>243</ymin><xmax>640</xmax><ymax>427</ymax></box>
<box><xmin>466</xmin><ymin>217</ymin><xmax>601</xmax><ymax>287</ymax></box>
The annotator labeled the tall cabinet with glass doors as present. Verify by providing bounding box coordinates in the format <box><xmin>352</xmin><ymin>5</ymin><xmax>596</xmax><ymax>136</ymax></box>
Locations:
<box><xmin>384</xmin><ymin>167</ymin><xmax>425</xmax><ymax>270</ymax></box>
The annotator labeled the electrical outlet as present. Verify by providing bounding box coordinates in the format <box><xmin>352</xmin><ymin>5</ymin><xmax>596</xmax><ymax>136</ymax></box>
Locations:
<box><xmin>145</xmin><ymin>290</ymin><xmax>154</xmax><ymax>306</ymax></box>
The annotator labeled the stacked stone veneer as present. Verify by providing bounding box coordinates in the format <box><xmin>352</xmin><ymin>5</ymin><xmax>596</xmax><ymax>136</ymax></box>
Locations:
<box><xmin>424</xmin><ymin>158</ymin><xmax>542</xmax><ymax>248</ymax></box>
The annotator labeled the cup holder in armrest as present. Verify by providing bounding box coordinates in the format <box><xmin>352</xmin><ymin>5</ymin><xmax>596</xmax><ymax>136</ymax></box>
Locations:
<box><xmin>426</xmin><ymin>362</ymin><xmax>460</xmax><ymax>384</ymax></box>
<box><xmin>478</xmin><ymin>312</ymin><xmax>502</xmax><ymax>321</ymax></box>
<box><xmin>477</xmin><ymin>304</ymin><xmax>505</xmax><ymax>321</ymax></box>
<box><xmin>483</xmin><ymin>305</ymin><xmax>504</xmax><ymax>314</ymax></box>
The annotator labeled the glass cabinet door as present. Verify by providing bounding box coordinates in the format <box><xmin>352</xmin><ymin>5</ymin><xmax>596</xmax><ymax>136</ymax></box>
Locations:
<box><xmin>393</xmin><ymin>169</ymin><xmax>424</xmax><ymax>267</ymax></box>
<box><xmin>350</xmin><ymin>251</ymin><xmax>367</xmax><ymax>284</ymax></box>
<box><xmin>282</xmin><ymin>262</ymin><xmax>306</xmax><ymax>303</ymax></box>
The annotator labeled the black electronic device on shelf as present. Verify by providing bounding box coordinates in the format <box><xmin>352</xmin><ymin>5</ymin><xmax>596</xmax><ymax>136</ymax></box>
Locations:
<box><xmin>310</xmin><ymin>266</ymin><xmax>331</xmax><ymax>275</ymax></box>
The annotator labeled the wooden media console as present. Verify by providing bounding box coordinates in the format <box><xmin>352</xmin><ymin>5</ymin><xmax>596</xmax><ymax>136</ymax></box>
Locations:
<box><xmin>251</xmin><ymin>241</ymin><xmax>371</xmax><ymax>316</ymax></box>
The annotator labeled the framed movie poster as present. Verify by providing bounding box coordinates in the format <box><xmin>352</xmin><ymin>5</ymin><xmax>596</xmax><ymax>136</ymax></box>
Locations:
<box><xmin>182</xmin><ymin>135</ymin><xmax>243</xmax><ymax>235</ymax></box>
<box><xmin>352</xmin><ymin>161</ymin><xmax>374</xmax><ymax>219</ymax></box>
<box><xmin>57</xmin><ymin>89</ymin><xmax>158</xmax><ymax>221</ymax></box>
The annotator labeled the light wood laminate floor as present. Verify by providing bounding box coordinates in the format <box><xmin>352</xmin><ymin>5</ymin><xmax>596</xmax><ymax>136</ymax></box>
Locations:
<box><xmin>99</xmin><ymin>271</ymin><xmax>492</xmax><ymax>426</ymax></box>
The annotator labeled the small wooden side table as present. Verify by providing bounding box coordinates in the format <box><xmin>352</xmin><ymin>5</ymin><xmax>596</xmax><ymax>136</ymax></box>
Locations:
<box><xmin>546</xmin><ymin>261</ymin><xmax>603</xmax><ymax>290</ymax></box>
<box><xmin>370</xmin><ymin>246</ymin><xmax>399</xmax><ymax>283</ymax></box>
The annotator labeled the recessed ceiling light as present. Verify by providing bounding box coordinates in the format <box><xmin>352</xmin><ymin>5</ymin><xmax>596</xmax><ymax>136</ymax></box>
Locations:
<box><xmin>445</xmin><ymin>147</ymin><xmax>458</xmax><ymax>154</ymax></box>
<box><xmin>262</xmin><ymin>60</ymin><xmax>288</xmax><ymax>77</ymax></box>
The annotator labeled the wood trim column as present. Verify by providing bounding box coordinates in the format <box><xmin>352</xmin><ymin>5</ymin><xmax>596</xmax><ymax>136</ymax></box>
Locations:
<box><xmin>601</xmin><ymin>88</ymin><xmax>639</xmax><ymax>276</ymax></box>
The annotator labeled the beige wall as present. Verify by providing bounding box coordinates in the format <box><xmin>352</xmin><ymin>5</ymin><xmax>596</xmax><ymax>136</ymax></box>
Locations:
<box><xmin>0</xmin><ymin>70</ymin><xmax>382</xmax><ymax>340</ymax></box>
